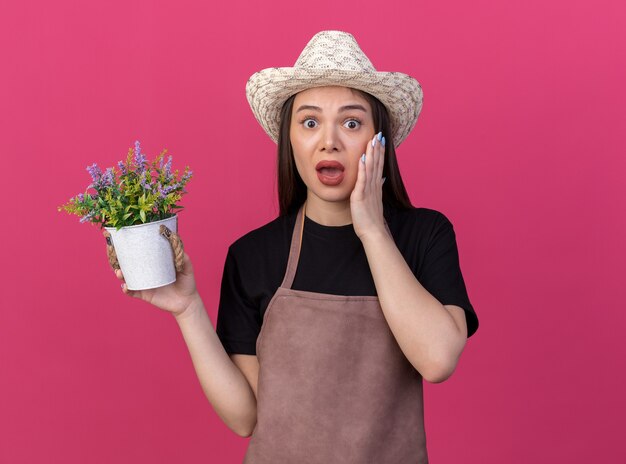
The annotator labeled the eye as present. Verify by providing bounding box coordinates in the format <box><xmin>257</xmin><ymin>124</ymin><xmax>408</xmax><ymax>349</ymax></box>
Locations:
<box><xmin>344</xmin><ymin>118</ymin><xmax>362</xmax><ymax>129</ymax></box>
<box><xmin>302</xmin><ymin>118</ymin><xmax>318</xmax><ymax>129</ymax></box>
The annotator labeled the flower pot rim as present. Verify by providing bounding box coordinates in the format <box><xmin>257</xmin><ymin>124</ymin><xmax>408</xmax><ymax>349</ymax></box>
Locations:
<box><xmin>103</xmin><ymin>214</ymin><xmax>178</xmax><ymax>231</ymax></box>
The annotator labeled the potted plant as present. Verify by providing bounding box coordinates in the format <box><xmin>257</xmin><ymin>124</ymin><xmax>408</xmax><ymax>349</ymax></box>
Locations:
<box><xmin>58</xmin><ymin>140</ymin><xmax>193</xmax><ymax>290</ymax></box>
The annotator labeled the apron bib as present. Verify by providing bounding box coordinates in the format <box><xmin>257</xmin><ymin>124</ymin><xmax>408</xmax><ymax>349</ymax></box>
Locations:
<box><xmin>243</xmin><ymin>202</ymin><xmax>428</xmax><ymax>463</ymax></box>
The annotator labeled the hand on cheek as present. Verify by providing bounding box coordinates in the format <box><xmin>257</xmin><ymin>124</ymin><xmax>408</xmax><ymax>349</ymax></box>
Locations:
<box><xmin>350</xmin><ymin>131</ymin><xmax>387</xmax><ymax>240</ymax></box>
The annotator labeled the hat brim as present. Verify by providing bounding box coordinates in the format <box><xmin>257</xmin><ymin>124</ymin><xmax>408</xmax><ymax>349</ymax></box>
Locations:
<box><xmin>246</xmin><ymin>67</ymin><xmax>423</xmax><ymax>147</ymax></box>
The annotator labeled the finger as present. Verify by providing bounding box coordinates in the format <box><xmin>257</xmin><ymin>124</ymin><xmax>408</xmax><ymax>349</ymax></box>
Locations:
<box><xmin>354</xmin><ymin>151</ymin><xmax>367</xmax><ymax>199</ymax></box>
<box><xmin>365</xmin><ymin>133</ymin><xmax>376</xmax><ymax>192</ymax></box>
<box><xmin>377</xmin><ymin>134</ymin><xmax>386</xmax><ymax>186</ymax></box>
<box><xmin>115</xmin><ymin>269</ymin><xmax>125</xmax><ymax>281</ymax></box>
<box><xmin>179</xmin><ymin>251</ymin><xmax>193</xmax><ymax>276</ymax></box>
<box><xmin>371</xmin><ymin>132</ymin><xmax>384</xmax><ymax>191</ymax></box>
<box><xmin>121</xmin><ymin>282</ymin><xmax>138</xmax><ymax>298</ymax></box>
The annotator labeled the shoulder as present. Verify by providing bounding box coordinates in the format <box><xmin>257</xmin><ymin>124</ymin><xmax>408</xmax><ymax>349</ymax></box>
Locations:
<box><xmin>227</xmin><ymin>211</ymin><xmax>297</xmax><ymax>260</ymax></box>
<box><xmin>392</xmin><ymin>205</ymin><xmax>449</xmax><ymax>223</ymax></box>
<box><xmin>388</xmin><ymin>205</ymin><xmax>453</xmax><ymax>237</ymax></box>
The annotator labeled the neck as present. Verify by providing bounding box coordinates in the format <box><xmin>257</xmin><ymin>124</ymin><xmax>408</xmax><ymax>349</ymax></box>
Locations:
<box><xmin>304</xmin><ymin>194</ymin><xmax>352</xmax><ymax>226</ymax></box>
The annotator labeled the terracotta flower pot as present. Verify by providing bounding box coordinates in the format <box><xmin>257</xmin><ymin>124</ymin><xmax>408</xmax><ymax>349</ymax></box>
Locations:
<box><xmin>104</xmin><ymin>215</ymin><xmax>178</xmax><ymax>290</ymax></box>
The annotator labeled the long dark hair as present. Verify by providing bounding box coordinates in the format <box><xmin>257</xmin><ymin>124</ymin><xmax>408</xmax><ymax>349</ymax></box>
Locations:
<box><xmin>276</xmin><ymin>88</ymin><xmax>414</xmax><ymax>217</ymax></box>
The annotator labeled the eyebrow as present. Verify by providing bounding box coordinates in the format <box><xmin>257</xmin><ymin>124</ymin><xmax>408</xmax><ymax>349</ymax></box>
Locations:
<box><xmin>295</xmin><ymin>104</ymin><xmax>368</xmax><ymax>113</ymax></box>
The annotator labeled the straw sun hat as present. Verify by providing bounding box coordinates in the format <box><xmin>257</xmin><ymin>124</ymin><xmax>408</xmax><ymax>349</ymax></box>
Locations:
<box><xmin>245</xmin><ymin>30</ymin><xmax>424</xmax><ymax>148</ymax></box>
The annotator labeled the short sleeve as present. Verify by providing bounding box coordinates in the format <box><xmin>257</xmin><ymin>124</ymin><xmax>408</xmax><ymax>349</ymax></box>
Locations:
<box><xmin>215</xmin><ymin>246</ymin><xmax>262</xmax><ymax>354</ymax></box>
<box><xmin>419</xmin><ymin>214</ymin><xmax>479</xmax><ymax>338</ymax></box>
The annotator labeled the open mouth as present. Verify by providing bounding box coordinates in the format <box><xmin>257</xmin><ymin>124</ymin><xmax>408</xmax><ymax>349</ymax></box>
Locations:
<box><xmin>315</xmin><ymin>161</ymin><xmax>345</xmax><ymax>186</ymax></box>
<box><xmin>317</xmin><ymin>167</ymin><xmax>343</xmax><ymax>177</ymax></box>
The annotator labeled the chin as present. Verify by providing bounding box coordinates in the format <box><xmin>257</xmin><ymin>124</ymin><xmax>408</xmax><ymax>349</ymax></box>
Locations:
<box><xmin>311</xmin><ymin>186</ymin><xmax>353</xmax><ymax>203</ymax></box>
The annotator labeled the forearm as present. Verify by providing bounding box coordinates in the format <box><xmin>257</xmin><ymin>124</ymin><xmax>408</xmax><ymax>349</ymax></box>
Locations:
<box><xmin>174</xmin><ymin>295</ymin><xmax>257</xmax><ymax>436</ymax></box>
<box><xmin>360</xmin><ymin>229</ymin><xmax>465</xmax><ymax>383</ymax></box>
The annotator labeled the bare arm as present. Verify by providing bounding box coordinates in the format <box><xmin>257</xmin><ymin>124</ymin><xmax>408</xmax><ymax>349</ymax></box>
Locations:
<box><xmin>111</xmin><ymin>243</ymin><xmax>258</xmax><ymax>436</ymax></box>
<box><xmin>352</xmin><ymin>133</ymin><xmax>467</xmax><ymax>384</ymax></box>
<box><xmin>229</xmin><ymin>354</ymin><xmax>259</xmax><ymax>401</ymax></box>
<box><xmin>360</xmin><ymin>229</ymin><xmax>467</xmax><ymax>383</ymax></box>
<box><xmin>174</xmin><ymin>296</ymin><xmax>258</xmax><ymax>437</ymax></box>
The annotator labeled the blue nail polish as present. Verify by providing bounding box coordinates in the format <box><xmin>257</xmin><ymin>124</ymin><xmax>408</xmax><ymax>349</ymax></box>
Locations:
<box><xmin>377</xmin><ymin>132</ymin><xmax>382</xmax><ymax>141</ymax></box>
<box><xmin>381</xmin><ymin>136</ymin><xmax>386</xmax><ymax>147</ymax></box>
<box><xmin>372</xmin><ymin>138</ymin><xmax>377</xmax><ymax>148</ymax></box>
<box><xmin>361</xmin><ymin>153</ymin><xmax>366</xmax><ymax>163</ymax></box>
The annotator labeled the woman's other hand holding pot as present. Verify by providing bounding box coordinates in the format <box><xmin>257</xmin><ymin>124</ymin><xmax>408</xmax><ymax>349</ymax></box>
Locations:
<box><xmin>115</xmin><ymin>250</ymin><xmax>200</xmax><ymax>319</ymax></box>
<box><xmin>111</xmin><ymin>241</ymin><xmax>259</xmax><ymax>437</ymax></box>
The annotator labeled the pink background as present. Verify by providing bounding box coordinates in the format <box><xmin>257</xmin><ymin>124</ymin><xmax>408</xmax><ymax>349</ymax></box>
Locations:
<box><xmin>1</xmin><ymin>0</ymin><xmax>624</xmax><ymax>462</ymax></box>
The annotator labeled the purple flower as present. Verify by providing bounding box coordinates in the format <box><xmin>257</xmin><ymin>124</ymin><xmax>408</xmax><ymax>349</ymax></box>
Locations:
<box><xmin>141</xmin><ymin>175</ymin><xmax>152</xmax><ymax>192</ymax></box>
<box><xmin>77</xmin><ymin>193</ymin><xmax>85</xmax><ymax>202</ymax></box>
<box><xmin>141</xmin><ymin>171</ymin><xmax>159</xmax><ymax>194</ymax></box>
<box><xmin>117</xmin><ymin>160</ymin><xmax>128</xmax><ymax>175</ymax></box>
<box><xmin>181</xmin><ymin>170</ymin><xmax>193</xmax><ymax>183</ymax></box>
<box><xmin>134</xmin><ymin>140</ymin><xmax>147</xmax><ymax>174</ymax></box>
<box><xmin>79</xmin><ymin>211</ymin><xmax>95</xmax><ymax>223</ymax></box>
<box><xmin>86</xmin><ymin>163</ymin><xmax>114</xmax><ymax>190</ymax></box>
<box><xmin>164</xmin><ymin>155</ymin><xmax>172</xmax><ymax>180</ymax></box>
<box><xmin>101</xmin><ymin>168</ymin><xmax>114</xmax><ymax>188</ymax></box>
<box><xmin>86</xmin><ymin>163</ymin><xmax>102</xmax><ymax>183</ymax></box>
<box><xmin>160</xmin><ymin>183</ymin><xmax>177</xmax><ymax>198</ymax></box>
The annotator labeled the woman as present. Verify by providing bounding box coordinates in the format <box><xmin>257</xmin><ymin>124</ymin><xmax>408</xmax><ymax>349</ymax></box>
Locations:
<box><xmin>111</xmin><ymin>30</ymin><xmax>479</xmax><ymax>463</ymax></box>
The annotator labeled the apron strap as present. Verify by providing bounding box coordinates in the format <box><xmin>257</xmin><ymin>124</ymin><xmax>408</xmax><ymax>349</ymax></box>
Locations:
<box><xmin>281</xmin><ymin>201</ymin><xmax>306</xmax><ymax>289</ymax></box>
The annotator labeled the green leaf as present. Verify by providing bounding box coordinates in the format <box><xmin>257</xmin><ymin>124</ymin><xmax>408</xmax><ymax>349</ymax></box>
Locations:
<box><xmin>123</xmin><ymin>212</ymin><xmax>132</xmax><ymax>220</ymax></box>
<box><xmin>140</xmin><ymin>209</ymin><xmax>146</xmax><ymax>223</ymax></box>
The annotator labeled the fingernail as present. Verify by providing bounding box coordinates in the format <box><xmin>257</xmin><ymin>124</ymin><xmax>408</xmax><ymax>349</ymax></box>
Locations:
<box><xmin>382</xmin><ymin>177</ymin><xmax>387</xmax><ymax>184</ymax></box>
<box><xmin>377</xmin><ymin>132</ymin><xmax>382</xmax><ymax>141</ymax></box>
<box><xmin>361</xmin><ymin>153</ymin><xmax>366</xmax><ymax>163</ymax></box>
<box><xmin>372</xmin><ymin>137</ymin><xmax>377</xmax><ymax>148</ymax></box>
<box><xmin>381</xmin><ymin>136</ymin><xmax>386</xmax><ymax>147</ymax></box>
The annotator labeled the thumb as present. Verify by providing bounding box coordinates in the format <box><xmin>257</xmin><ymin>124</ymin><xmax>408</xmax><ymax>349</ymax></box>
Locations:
<box><xmin>179</xmin><ymin>251</ymin><xmax>194</xmax><ymax>276</ymax></box>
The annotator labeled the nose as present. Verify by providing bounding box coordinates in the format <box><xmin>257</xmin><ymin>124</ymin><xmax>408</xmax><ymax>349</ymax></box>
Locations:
<box><xmin>319</xmin><ymin>124</ymin><xmax>340</xmax><ymax>153</ymax></box>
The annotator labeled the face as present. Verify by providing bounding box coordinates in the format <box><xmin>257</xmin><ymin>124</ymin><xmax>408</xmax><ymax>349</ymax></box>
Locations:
<box><xmin>289</xmin><ymin>86</ymin><xmax>376</xmax><ymax>204</ymax></box>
